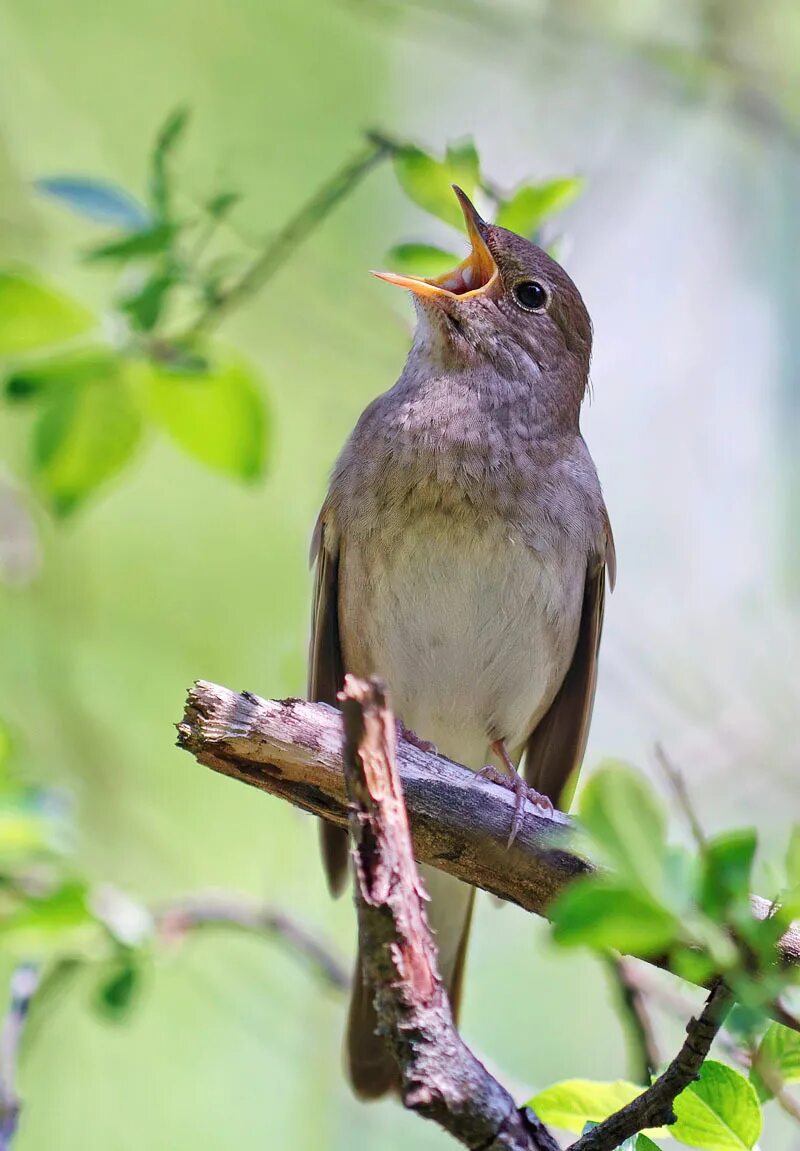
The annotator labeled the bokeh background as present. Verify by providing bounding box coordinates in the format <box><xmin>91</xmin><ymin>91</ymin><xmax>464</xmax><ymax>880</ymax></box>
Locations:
<box><xmin>1</xmin><ymin>0</ymin><xmax>799</xmax><ymax>1147</ymax></box>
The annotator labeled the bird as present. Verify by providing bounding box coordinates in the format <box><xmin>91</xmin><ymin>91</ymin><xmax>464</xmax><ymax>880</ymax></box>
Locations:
<box><xmin>308</xmin><ymin>185</ymin><xmax>615</xmax><ymax>1099</ymax></box>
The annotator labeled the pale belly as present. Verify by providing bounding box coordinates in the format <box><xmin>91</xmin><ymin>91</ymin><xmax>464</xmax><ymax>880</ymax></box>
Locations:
<box><xmin>339</xmin><ymin>512</ymin><xmax>584</xmax><ymax>771</ymax></box>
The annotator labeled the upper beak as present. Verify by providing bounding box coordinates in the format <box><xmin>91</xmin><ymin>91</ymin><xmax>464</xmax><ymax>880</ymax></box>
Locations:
<box><xmin>372</xmin><ymin>185</ymin><xmax>499</xmax><ymax>301</ymax></box>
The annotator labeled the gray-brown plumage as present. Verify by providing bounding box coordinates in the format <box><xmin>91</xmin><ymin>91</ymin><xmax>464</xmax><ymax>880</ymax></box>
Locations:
<box><xmin>308</xmin><ymin>187</ymin><xmax>615</xmax><ymax>1099</ymax></box>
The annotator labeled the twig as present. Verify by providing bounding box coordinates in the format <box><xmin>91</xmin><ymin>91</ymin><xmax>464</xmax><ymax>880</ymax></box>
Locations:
<box><xmin>570</xmin><ymin>982</ymin><xmax>734</xmax><ymax>1151</ymax></box>
<box><xmin>340</xmin><ymin>674</ymin><xmax>559</xmax><ymax>1151</ymax></box>
<box><xmin>607</xmin><ymin>957</ymin><xmax>660</xmax><ymax>1084</ymax></box>
<box><xmin>176</xmin><ymin>680</ymin><xmax>800</xmax><ymax>1013</ymax></box>
<box><xmin>153</xmin><ymin>893</ymin><xmax>348</xmax><ymax>990</ymax></box>
<box><xmin>191</xmin><ymin>136</ymin><xmax>394</xmax><ymax>333</ymax></box>
<box><xmin>654</xmin><ymin>744</ymin><xmax>707</xmax><ymax>851</ymax></box>
<box><xmin>0</xmin><ymin>964</ymin><xmax>39</xmax><ymax>1150</ymax></box>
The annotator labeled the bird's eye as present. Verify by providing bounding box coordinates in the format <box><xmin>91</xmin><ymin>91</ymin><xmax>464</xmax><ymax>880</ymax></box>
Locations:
<box><xmin>513</xmin><ymin>280</ymin><xmax>548</xmax><ymax>311</ymax></box>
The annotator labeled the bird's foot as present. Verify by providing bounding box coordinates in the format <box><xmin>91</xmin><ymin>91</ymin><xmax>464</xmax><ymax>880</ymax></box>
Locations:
<box><xmin>477</xmin><ymin>765</ymin><xmax>554</xmax><ymax>847</ymax></box>
<box><xmin>396</xmin><ymin>720</ymin><xmax>438</xmax><ymax>756</ymax></box>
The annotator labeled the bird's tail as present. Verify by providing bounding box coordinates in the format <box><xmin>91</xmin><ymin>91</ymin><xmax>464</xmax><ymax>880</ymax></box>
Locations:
<box><xmin>346</xmin><ymin>865</ymin><xmax>475</xmax><ymax>1099</ymax></box>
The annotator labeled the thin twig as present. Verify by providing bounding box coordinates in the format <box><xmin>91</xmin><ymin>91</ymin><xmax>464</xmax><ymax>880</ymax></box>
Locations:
<box><xmin>570</xmin><ymin>982</ymin><xmax>734</xmax><ymax>1151</ymax></box>
<box><xmin>340</xmin><ymin>674</ymin><xmax>559</xmax><ymax>1151</ymax></box>
<box><xmin>0</xmin><ymin>964</ymin><xmax>39</xmax><ymax>1150</ymax></box>
<box><xmin>654</xmin><ymin>744</ymin><xmax>707</xmax><ymax>851</ymax></box>
<box><xmin>191</xmin><ymin>136</ymin><xmax>394</xmax><ymax>333</ymax></box>
<box><xmin>153</xmin><ymin>893</ymin><xmax>349</xmax><ymax>990</ymax></box>
<box><xmin>607</xmin><ymin>957</ymin><xmax>661</xmax><ymax>1084</ymax></box>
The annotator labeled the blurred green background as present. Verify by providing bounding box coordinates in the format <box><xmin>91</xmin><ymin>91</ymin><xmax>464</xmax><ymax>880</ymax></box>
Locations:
<box><xmin>0</xmin><ymin>0</ymin><xmax>799</xmax><ymax>1147</ymax></box>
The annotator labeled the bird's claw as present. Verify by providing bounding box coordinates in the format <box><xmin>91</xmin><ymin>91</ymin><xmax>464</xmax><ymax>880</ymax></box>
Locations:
<box><xmin>396</xmin><ymin>720</ymin><xmax>438</xmax><ymax>756</ymax></box>
<box><xmin>477</xmin><ymin>766</ymin><xmax>554</xmax><ymax>847</ymax></box>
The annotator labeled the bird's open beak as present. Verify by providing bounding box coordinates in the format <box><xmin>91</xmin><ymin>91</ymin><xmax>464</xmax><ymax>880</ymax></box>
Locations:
<box><xmin>372</xmin><ymin>185</ymin><xmax>498</xmax><ymax>301</ymax></box>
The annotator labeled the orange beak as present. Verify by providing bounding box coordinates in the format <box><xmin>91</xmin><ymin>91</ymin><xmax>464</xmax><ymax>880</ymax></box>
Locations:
<box><xmin>373</xmin><ymin>185</ymin><xmax>498</xmax><ymax>300</ymax></box>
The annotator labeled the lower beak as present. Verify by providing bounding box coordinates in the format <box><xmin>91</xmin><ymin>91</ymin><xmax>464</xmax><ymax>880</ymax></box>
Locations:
<box><xmin>373</xmin><ymin>185</ymin><xmax>498</xmax><ymax>301</ymax></box>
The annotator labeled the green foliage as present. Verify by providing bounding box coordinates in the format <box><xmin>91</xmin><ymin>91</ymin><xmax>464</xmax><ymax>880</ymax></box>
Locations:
<box><xmin>750</xmin><ymin>1022</ymin><xmax>800</xmax><ymax>1100</ymax></box>
<box><xmin>495</xmin><ymin>177</ymin><xmax>584</xmax><ymax>237</ymax></box>
<box><xmin>529</xmin><ymin>1078</ymin><xmax>643</xmax><ymax>1133</ymax></box>
<box><xmin>385</xmin><ymin>243</ymin><xmax>461</xmax><ymax>278</ymax></box>
<box><xmin>392</xmin><ymin>138</ymin><xmax>480</xmax><ymax>229</ymax></box>
<box><xmin>0</xmin><ymin>272</ymin><xmax>94</xmax><ymax>355</ymax></box>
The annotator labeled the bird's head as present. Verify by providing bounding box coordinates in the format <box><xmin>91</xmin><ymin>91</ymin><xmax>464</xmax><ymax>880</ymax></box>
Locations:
<box><xmin>374</xmin><ymin>186</ymin><xmax>592</xmax><ymax>416</ymax></box>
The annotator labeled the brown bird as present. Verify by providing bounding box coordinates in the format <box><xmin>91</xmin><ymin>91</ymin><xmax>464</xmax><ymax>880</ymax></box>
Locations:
<box><xmin>308</xmin><ymin>186</ymin><xmax>615</xmax><ymax>1099</ymax></box>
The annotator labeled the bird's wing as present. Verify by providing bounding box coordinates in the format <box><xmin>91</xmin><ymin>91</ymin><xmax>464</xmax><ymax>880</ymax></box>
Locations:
<box><xmin>523</xmin><ymin>521</ymin><xmax>616</xmax><ymax>810</ymax></box>
<box><xmin>308</xmin><ymin>512</ymin><xmax>350</xmax><ymax>895</ymax></box>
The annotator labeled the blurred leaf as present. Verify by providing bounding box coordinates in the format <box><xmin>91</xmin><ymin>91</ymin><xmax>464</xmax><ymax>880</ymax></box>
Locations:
<box><xmin>0</xmin><ymin>791</ymin><xmax>67</xmax><ymax>862</ymax></box>
<box><xmin>578</xmin><ymin>762</ymin><xmax>668</xmax><ymax>897</ymax></box>
<box><xmin>633</xmin><ymin>1139</ymin><xmax>661</xmax><ymax>1150</ymax></box>
<box><xmin>205</xmin><ymin>191</ymin><xmax>240</xmax><ymax>219</ymax></box>
<box><xmin>386</xmin><ymin>244</ymin><xmax>460</xmax><ymax>278</ymax></box>
<box><xmin>669</xmin><ymin>944</ymin><xmax>718</xmax><ymax>987</ymax></box>
<box><xmin>671</xmin><ymin>1061</ymin><xmax>761</xmax><ymax>1150</ymax></box>
<box><xmin>528</xmin><ymin>1078</ymin><xmax>644</xmax><ymax>1134</ymax></box>
<box><xmin>393</xmin><ymin>139</ymin><xmax>480</xmax><ymax>229</ymax></box>
<box><xmin>786</xmin><ymin>826</ymin><xmax>800</xmax><ymax>892</ymax></box>
<box><xmin>119</xmin><ymin>273</ymin><xmax>175</xmax><ymax>332</ymax></box>
<box><xmin>0</xmin><ymin>271</ymin><xmax>94</xmax><ymax>355</ymax></box>
<box><xmin>95</xmin><ymin>956</ymin><xmax>143</xmax><ymax>1020</ymax></box>
<box><xmin>143</xmin><ymin>352</ymin><xmax>267</xmax><ymax>481</ymax></box>
<box><xmin>83</xmin><ymin>223</ymin><xmax>177</xmax><ymax>263</ymax></box>
<box><xmin>699</xmin><ymin>830</ymin><xmax>758</xmax><ymax>919</ymax></box>
<box><xmin>551</xmin><ymin>878</ymin><xmax>679</xmax><ymax>955</ymax></box>
<box><xmin>35</xmin><ymin>177</ymin><xmax>151</xmax><ymax>230</ymax></box>
<box><xmin>750</xmin><ymin>1023</ymin><xmax>800</xmax><ymax>1101</ymax></box>
<box><xmin>150</xmin><ymin>106</ymin><xmax>190</xmax><ymax>219</ymax></box>
<box><xmin>495</xmin><ymin>177</ymin><xmax>583</xmax><ymax>236</ymax></box>
<box><xmin>5</xmin><ymin>347</ymin><xmax>118</xmax><ymax>402</ymax></box>
<box><xmin>32</xmin><ymin>366</ymin><xmax>142</xmax><ymax>516</ymax></box>
<box><xmin>0</xmin><ymin>879</ymin><xmax>95</xmax><ymax>951</ymax></box>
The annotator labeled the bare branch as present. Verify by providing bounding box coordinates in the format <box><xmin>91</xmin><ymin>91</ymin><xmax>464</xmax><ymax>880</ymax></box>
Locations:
<box><xmin>570</xmin><ymin>983</ymin><xmax>735</xmax><ymax>1151</ymax></box>
<box><xmin>607</xmin><ymin>957</ymin><xmax>661</xmax><ymax>1085</ymax></box>
<box><xmin>339</xmin><ymin>674</ymin><xmax>559</xmax><ymax>1151</ymax></box>
<box><xmin>176</xmin><ymin>681</ymin><xmax>800</xmax><ymax>1004</ymax></box>
<box><xmin>153</xmin><ymin>894</ymin><xmax>349</xmax><ymax>991</ymax></box>
<box><xmin>0</xmin><ymin>964</ymin><xmax>39</xmax><ymax>1150</ymax></box>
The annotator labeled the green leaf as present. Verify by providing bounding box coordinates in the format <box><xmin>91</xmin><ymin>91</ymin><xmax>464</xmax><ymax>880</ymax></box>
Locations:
<box><xmin>528</xmin><ymin>1078</ymin><xmax>641</xmax><ymax>1134</ymax></box>
<box><xmin>35</xmin><ymin>177</ymin><xmax>151</xmax><ymax>230</ymax></box>
<box><xmin>495</xmin><ymin>177</ymin><xmax>584</xmax><ymax>236</ymax></box>
<box><xmin>699</xmin><ymin>829</ymin><xmax>757</xmax><ymax>918</ymax></box>
<box><xmin>0</xmin><ymin>791</ymin><xmax>68</xmax><ymax>862</ymax></box>
<box><xmin>671</xmin><ymin>1061</ymin><xmax>762</xmax><ymax>1150</ymax></box>
<box><xmin>83</xmin><ymin>223</ymin><xmax>177</xmax><ymax>263</ymax></box>
<box><xmin>0</xmin><ymin>271</ymin><xmax>94</xmax><ymax>355</ymax></box>
<box><xmin>96</xmin><ymin>956</ymin><xmax>143</xmax><ymax>1020</ymax></box>
<box><xmin>634</xmin><ymin>1138</ymin><xmax>662</xmax><ymax>1150</ymax></box>
<box><xmin>750</xmin><ymin>1023</ymin><xmax>800</xmax><ymax>1101</ymax></box>
<box><xmin>32</xmin><ymin>365</ymin><xmax>142</xmax><ymax>515</ymax></box>
<box><xmin>393</xmin><ymin>139</ymin><xmax>480</xmax><ymax>229</ymax></box>
<box><xmin>551</xmin><ymin>878</ymin><xmax>679</xmax><ymax>956</ymax></box>
<box><xmin>119</xmin><ymin>273</ymin><xmax>175</xmax><ymax>332</ymax></box>
<box><xmin>5</xmin><ymin>347</ymin><xmax>118</xmax><ymax>402</ymax></box>
<box><xmin>142</xmin><ymin>351</ymin><xmax>267</xmax><ymax>481</ymax></box>
<box><xmin>0</xmin><ymin>879</ymin><xmax>95</xmax><ymax>951</ymax></box>
<box><xmin>386</xmin><ymin>244</ymin><xmax>461</xmax><ymax>278</ymax></box>
<box><xmin>578</xmin><ymin>762</ymin><xmax>668</xmax><ymax>897</ymax></box>
<box><xmin>205</xmin><ymin>191</ymin><xmax>240</xmax><ymax>219</ymax></box>
<box><xmin>150</xmin><ymin>105</ymin><xmax>190</xmax><ymax>219</ymax></box>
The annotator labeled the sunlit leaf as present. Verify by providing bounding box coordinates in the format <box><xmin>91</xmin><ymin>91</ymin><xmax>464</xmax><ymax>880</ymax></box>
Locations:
<box><xmin>35</xmin><ymin>177</ymin><xmax>151</xmax><ymax>230</ymax></box>
<box><xmin>142</xmin><ymin>351</ymin><xmax>268</xmax><ymax>481</ymax></box>
<box><xmin>495</xmin><ymin>177</ymin><xmax>583</xmax><ymax>236</ymax></box>
<box><xmin>578</xmin><ymin>762</ymin><xmax>668</xmax><ymax>897</ymax></box>
<box><xmin>0</xmin><ymin>271</ymin><xmax>94</xmax><ymax>355</ymax></box>
<box><xmin>750</xmin><ymin>1023</ymin><xmax>800</xmax><ymax>1101</ymax></box>
<box><xmin>32</xmin><ymin>364</ymin><xmax>142</xmax><ymax>515</ymax></box>
<box><xmin>551</xmin><ymin>878</ymin><xmax>679</xmax><ymax>955</ymax></box>
<box><xmin>83</xmin><ymin>223</ymin><xmax>177</xmax><ymax>263</ymax></box>
<box><xmin>671</xmin><ymin>1061</ymin><xmax>762</xmax><ymax>1150</ymax></box>
<box><xmin>5</xmin><ymin>347</ymin><xmax>118</xmax><ymax>402</ymax></box>
<box><xmin>386</xmin><ymin>244</ymin><xmax>461</xmax><ymax>279</ymax></box>
<box><xmin>528</xmin><ymin>1078</ymin><xmax>642</xmax><ymax>1134</ymax></box>
<box><xmin>150</xmin><ymin>105</ymin><xmax>190</xmax><ymax>218</ymax></box>
<box><xmin>393</xmin><ymin>140</ymin><xmax>480</xmax><ymax>230</ymax></box>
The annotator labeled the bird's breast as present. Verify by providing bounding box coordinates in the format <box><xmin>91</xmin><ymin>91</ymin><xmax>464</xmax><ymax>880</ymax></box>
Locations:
<box><xmin>338</xmin><ymin>508</ymin><xmax>584</xmax><ymax>770</ymax></box>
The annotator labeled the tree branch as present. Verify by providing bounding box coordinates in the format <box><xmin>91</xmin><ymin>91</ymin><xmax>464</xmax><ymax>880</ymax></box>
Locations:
<box><xmin>570</xmin><ymin>983</ymin><xmax>734</xmax><ymax>1150</ymax></box>
<box><xmin>176</xmin><ymin>680</ymin><xmax>800</xmax><ymax>1000</ymax></box>
<box><xmin>339</xmin><ymin>674</ymin><xmax>559</xmax><ymax>1151</ymax></box>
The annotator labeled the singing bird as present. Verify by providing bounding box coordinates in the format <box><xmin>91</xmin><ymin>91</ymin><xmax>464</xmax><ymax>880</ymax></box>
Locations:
<box><xmin>308</xmin><ymin>187</ymin><xmax>615</xmax><ymax>1098</ymax></box>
